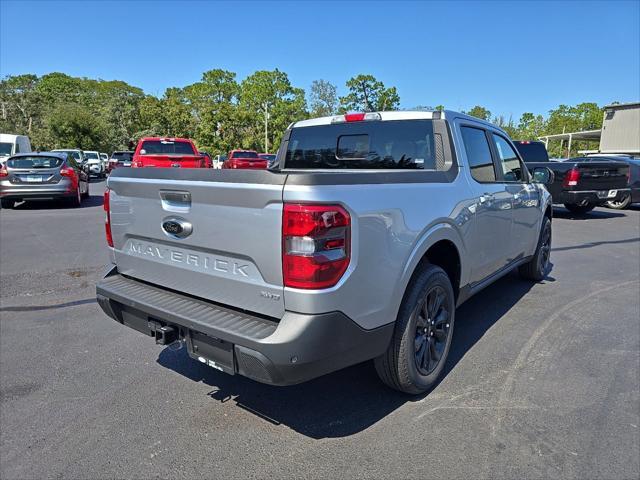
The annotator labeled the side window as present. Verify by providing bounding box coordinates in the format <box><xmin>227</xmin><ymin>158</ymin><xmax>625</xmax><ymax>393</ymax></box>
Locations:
<box><xmin>460</xmin><ymin>126</ymin><xmax>496</xmax><ymax>182</ymax></box>
<box><xmin>492</xmin><ymin>134</ymin><xmax>525</xmax><ymax>182</ymax></box>
<box><xmin>15</xmin><ymin>142</ymin><xmax>20</xmax><ymax>153</ymax></box>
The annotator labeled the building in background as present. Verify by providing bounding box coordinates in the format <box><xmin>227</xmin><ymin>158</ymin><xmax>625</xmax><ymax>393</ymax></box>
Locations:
<box><xmin>539</xmin><ymin>102</ymin><xmax>640</xmax><ymax>157</ymax></box>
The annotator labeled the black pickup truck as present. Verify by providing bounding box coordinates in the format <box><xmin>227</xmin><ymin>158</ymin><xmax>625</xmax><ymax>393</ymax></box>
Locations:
<box><xmin>513</xmin><ymin>141</ymin><xmax>630</xmax><ymax>214</ymax></box>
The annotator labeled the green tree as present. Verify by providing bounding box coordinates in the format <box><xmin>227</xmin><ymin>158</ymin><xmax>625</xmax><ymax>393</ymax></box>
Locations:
<box><xmin>46</xmin><ymin>103</ymin><xmax>106</xmax><ymax>150</ymax></box>
<box><xmin>308</xmin><ymin>79</ymin><xmax>338</xmax><ymax>117</ymax></box>
<box><xmin>516</xmin><ymin>112</ymin><xmax>546</xmax><ymax>140</ymax></box>
<box><xmin>239</xmin><ymin>69</ymin><xmax>306</xmax><ymax>152</ymax></box>
<box><xmin>465</xmin><ymin>105</ymin><xmax>492</xmax><ymax>121</ymax></box>
<box><xmin>339</xmin><ymin>74</ymin><xmax>400</xmax><ymax>112</ymax></box>
<box><xmin>183</xmin><ymin>69</ymin><xmax>240</xmax><ymax>153</ymax></box>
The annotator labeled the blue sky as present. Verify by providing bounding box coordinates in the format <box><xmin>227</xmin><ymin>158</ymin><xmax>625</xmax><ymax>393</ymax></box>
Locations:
<box><xmin>1</xmin><ymin>0</ymin><xmax>639</xmax><ymax>120</ymax></box>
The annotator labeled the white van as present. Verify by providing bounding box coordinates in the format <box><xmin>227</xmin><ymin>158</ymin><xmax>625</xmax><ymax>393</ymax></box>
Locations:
<box><xmin>0</xmin><ymin>134</ymin><xmax>32</xmax><ymax>163</ymax></box>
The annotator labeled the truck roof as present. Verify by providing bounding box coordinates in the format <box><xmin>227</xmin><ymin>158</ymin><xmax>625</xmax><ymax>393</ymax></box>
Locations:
<box><xmin>291</xmin><ymin>110</ymin><xmax>503</xmax><ymax>134</ymax></box>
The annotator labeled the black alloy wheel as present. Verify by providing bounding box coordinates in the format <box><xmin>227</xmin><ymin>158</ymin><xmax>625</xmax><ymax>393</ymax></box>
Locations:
<box><xmin>414</xmin><ymin>285</ymin><xmax>451</xmax><ymax>375</ymax></box>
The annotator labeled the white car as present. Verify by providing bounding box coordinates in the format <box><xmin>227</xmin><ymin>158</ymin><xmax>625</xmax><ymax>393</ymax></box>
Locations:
<box><xmin>100</xmin><ymin>153</ymin><xmax>109</xmax><ymax>171</ymax></box>
<box><xmin>1</xmin><ymin>134</ymin><xmax>32</xmax><ymax>165</ymax></box>
<box><xmin>84</xmin><ymin>151</ymin><xmax>104</xmax><ymax>177</ymax></box>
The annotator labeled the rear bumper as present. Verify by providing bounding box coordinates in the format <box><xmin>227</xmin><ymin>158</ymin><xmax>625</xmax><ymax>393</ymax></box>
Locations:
<box><xmin>0</xmin><ymin>183</ymin><xmax>73</xmax><ymax>199</ymax></box>
<box><xmin>96</xmin><ymin>266</ymin><xmax>393</xmax><ymax>386</ymax></box>
<box><xmin>554</xmin><ymin>188</ymin><xmax>631</xmax><ymax>205</ymax></box>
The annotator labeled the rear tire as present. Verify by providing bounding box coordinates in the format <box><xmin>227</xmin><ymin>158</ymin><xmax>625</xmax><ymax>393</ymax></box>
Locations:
<box><xmin>519</xmin><ymin>216</ymin><xmax>552</xmax><ymax>281</ymax></box>
<box><xmin>67</xmin><ymin>187</ymin><xmax>82</xmax><ymax>208</ymax></box>
<box><xmin>564</xmin><ymin>202</ymin><xmax>595</xmax><ymax>214</ymax></box>
<box><xmin>605</xmin><ymin>193</ymin><xmax>631</xmax><ymax>210</ymax></box>
<box><xmin>375</xmin><ymin>264</ymin><xmax>455</xmax><ymax>395</ymax></box>
<box><xmin>1</xmin><ymin>198</ymin><xmax>15</xmax><ymax>209</ymax></box>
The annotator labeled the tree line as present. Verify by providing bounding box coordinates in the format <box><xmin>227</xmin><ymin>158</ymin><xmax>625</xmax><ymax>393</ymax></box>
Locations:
<box><xmin>0</xmin><ymin>70</ymin><xmax>605</xmax><ymax>157</ymax></box>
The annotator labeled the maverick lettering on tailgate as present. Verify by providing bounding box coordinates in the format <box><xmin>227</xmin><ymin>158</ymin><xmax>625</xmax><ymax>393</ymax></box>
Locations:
<box><xmin>127</xmin><ymin>241</ymin><xmax>250</xmax><ymax>277</ymax></box>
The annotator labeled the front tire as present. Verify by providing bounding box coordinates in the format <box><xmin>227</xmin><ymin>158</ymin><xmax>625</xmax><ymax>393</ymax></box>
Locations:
<box><xmin>375</xmin><ymin>264</ymin><xmax>455</xmax><ymax>395</ymax></box>
<box><xmin>519</xmin><ymin>216</ymin><xmax>551</xmax><ymax>281</ymax></box>
<box><xmin>605</xmin><ymin>193</ymin><xmax>632</xmax><ymax>210</ymax></box>
<box><xmin>564</xmin><ymin>202</ymin><xmax>595</xmax><ymax>214</ymax></box>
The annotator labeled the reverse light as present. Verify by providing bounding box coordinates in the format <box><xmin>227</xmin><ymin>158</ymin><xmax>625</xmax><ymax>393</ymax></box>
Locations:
<box><xmin>104</xmin><ymin>188</ymin><xmax>114</xmax><ymax>247</ymax></box>
<box><xmin>563</xmin><ymin>168</ymin><xmax>580</xmax><ymax>187</ymax></box>
<box><xmin>282</xmin><ymin>204</ymin><xmax>351</xmax><ymax>289</ymax></box>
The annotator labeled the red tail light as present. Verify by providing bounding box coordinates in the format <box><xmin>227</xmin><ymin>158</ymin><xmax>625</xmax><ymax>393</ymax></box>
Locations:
<box><xmin>0</xmin><ymin>165</ymin><xmax>8</xmax><ymax>177</ymax></box>
<box><xmin>60</xmin><ymin>165</ymin><xmax>78</xmax><ymax>190</ymax></box>
<box><xmin>131</xmin><ymin>160</ymin><xmax>143</xmax><ymax>168</ymax></box>
<box><xmin>563</xmin><ymin>168</ymin><xmax>580</xmax><ymax>187</ymax></box>
<box><xmin>282</xmin><ymin>204</ymin><xmax>351</xmax><ymax>289</ymax></box>
<box><xmin>104</xmin><ymin>188</ymin><xmax>113</xmax><ymax>247</ymax></box>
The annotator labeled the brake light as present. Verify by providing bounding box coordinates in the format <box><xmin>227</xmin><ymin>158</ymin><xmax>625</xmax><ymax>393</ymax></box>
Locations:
<box><xmin>331</xmin><ymin>112</ymin><xmax>382</xmax><ymax>123</ymax></box>
<box><xmin>104</xmin><ymin>188</ymin><xmax>113</xmax><ymax>247</ymax></box>
<box><xmin>60</xmin><ymin>165</ymin><xmax>78</xmax><ymax>190</ymax></box>
<box><xmin>0</xmin><ymin>165</ymin><xmax>7</xmax><ymax>177</ymax></box>
<box><xmin>563</xmin><ymin>168</ymin><xmax>580</xmax><ymax>187</ymax></box>
<box><xmin>282</xmin><ymin>204</ymin><xmax>350</xmax><ymax>289</ymax></box>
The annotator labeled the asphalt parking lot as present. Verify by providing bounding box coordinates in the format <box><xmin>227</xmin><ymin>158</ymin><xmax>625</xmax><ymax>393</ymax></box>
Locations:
<box><xmin>1</xmin><ymin>179</ymin><xmax>639</xmax><ymax>480</ymax></box>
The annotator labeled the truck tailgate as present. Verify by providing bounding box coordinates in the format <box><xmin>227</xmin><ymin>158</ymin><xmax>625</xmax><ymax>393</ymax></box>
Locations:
<box><xmin>576</xmin><ymin>161</ymin><xmax>629</xmax><ymax>190</ymax></box>
<box><xmin>107</xmin><ymin>170</ymin><xmax>286</xmax><ymax>319</ymax></box>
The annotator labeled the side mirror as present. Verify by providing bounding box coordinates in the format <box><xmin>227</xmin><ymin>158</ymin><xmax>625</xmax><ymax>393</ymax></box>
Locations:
<box><xmin>531</xmin><ymin>166</ymin><xmax>554</xmax><ymax>185</ymax></box>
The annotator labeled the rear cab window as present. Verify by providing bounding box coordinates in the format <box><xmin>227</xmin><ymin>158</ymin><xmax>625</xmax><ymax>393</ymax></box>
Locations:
<box><xmin>140</xmin><ymin>140</ymin><xmax>196</xmax><ymax>156</ymax></box>
<box><xmin>231</xmin><ymin>151</ymin><xmax>259</xmax><ymax>159</ymax></box>
<box><xmin>112</xmin><ymin>152</ymin><xmax>133</xmax><ymax>161</ymax></box>
<box><xmin>7</xmin><ymin>156</ymin><xmax>63</xmax><ymax>169</ymax></box>
<box><xmin>284</xmin><ymin>120</ymin><xmax>449</xmax><ymax>171</ymax></box>
<box><xmin>512</xmin><ymin>141</ymin><xmax>549</xmax><ymax>163</ymax></box>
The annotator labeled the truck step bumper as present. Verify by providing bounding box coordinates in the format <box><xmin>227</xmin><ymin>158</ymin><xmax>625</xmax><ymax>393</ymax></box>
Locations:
<box><xmin>96</xmin><ymin>266</ymin><xmax>394</xmax><ymax>386</ymax></box>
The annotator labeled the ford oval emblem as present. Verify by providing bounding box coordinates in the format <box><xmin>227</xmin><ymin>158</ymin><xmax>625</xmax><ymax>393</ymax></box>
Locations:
<box><xmin>162</xmin><ymin>217</ymin><xmax>192</xmax><ymax>239</ymax></box>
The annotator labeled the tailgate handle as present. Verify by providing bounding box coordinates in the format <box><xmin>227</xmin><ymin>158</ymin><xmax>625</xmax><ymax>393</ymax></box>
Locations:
<box><xmin>159</xmin><ymin>190</ymin><xmax>191</xmax><ymax>213</ymax></box>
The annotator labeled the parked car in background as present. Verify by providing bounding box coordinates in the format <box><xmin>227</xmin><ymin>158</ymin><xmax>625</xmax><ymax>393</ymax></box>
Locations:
<box><xmin>84</xmin><ymin>151</ymin><xmax>105</xmax><ymax>178</ymax></box>
<box><xmin>0</xmin><ymin>151</ymin><xmax>89</xmax><ymax>208</ymax></box>
<box><xmin>100</xmin><ymin>153</ymin><xmax>109</xmax><ymax>171</ymax></box>
<box><xmin>222</xmin><ymin>150</ymin><xmax>268</xmax><ymax>169</ymax></box>
<box><xmin>258</xmin><ymin>153</ymin><xmax>276</xmax><ymax>161</ymax></box>
<box><xmin>132</xmin><ymin>137</ymin><xmax>205</xmax><ymax>168</ymax></box>
<box><xmin>258</xmin><ymin>153</ymin><xmax>276</xmax><ymax>167</ymax></box>
<box><xmin>52</xmin><ymin>149</ymin><xmax>86</xmax><ymax>166</ymax></box>
<box><xmin>212</xmin><ymin>154</ymin><xmax>226</xmax><ymax>169</ymax></box>
<box><xmin>199</xmin><ymin>151</ymin><xmax>213</xmax><ymax>168</ymax></box>
<box><xmin>579</xmin><ymin>155</ymin><xmax>640</xmax><ymax>209</ymax></box>
<box><xmin>0</xmin><ymin>134</ymin><xmax>32</xmax><ymax>165</ymax></box>
<box><xmin>513</xmin><ymin>140</ymin><xmax>630</xmax><ymax>214</ymax></box>
<box><xmin>98</xmin><ymin>110</ymin><xmax>555</xmax><ymax>394</ymax></box>
<box><xmin>107</xmin><ymin>151</ymin><xmax>133</xmax><ymax>172</ymax></box>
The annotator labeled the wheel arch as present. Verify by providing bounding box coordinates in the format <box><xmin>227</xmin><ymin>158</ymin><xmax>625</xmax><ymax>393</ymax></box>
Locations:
<box><xmin>393</xmin><ymin>224</ymin><xmax>465</xmax><ymax>317</ymax></box>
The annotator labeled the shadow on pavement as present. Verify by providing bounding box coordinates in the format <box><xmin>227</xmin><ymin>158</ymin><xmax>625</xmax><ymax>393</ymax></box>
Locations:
<box><xmin>11</xmin><ymin>194</ymin><xmax>103</xmax><ymax>210</ymax></box>
<box><xmin>553</xmin><ymin>207</ymin><xmax>626</xmax><ymax>220</ymax></box>
<box><xmin>552</xmin><ymin>236</ymin><xmax>639</xmax><ymax>252</ymax></box>
<box><xmin>157</xmin><ymin>270</ymin><xmax>538</xmax><ymax>439</ymax></box>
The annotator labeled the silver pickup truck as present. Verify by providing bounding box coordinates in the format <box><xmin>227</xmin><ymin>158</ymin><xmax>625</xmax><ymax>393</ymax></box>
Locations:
<box><xmin>97</xmin><ymin>110</ymin><xmax>554</xmax><ymax>394</ymax></box>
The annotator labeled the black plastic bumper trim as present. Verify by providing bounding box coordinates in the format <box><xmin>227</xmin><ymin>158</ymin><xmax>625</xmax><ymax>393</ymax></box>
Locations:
<box><xmin>96</xmin><ymin>266</ymin><xmax>394</xmax><ymax>386</ymax></box>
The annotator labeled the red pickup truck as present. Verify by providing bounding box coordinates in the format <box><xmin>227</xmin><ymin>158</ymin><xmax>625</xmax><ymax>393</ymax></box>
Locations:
<box><xmin>132</xmin><ymin>138</ymin><xmax>206</xmax><ymax>168</ymax></box>
<box><xmin>221</xmin><ymin>150</ymin><xmax>268</xmax><ymax>169</ymax></box>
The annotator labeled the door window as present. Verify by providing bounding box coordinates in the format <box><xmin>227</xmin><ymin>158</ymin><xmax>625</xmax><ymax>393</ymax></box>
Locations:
<box><xmin>460</xmin><ymin>126</ymin><xmax>496</xmax><ymax>182</ymax></box>
<box><xmin>492</xmin><ymin>134</ymin><xmax>525</xmax><ymax>182</ymax></box>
